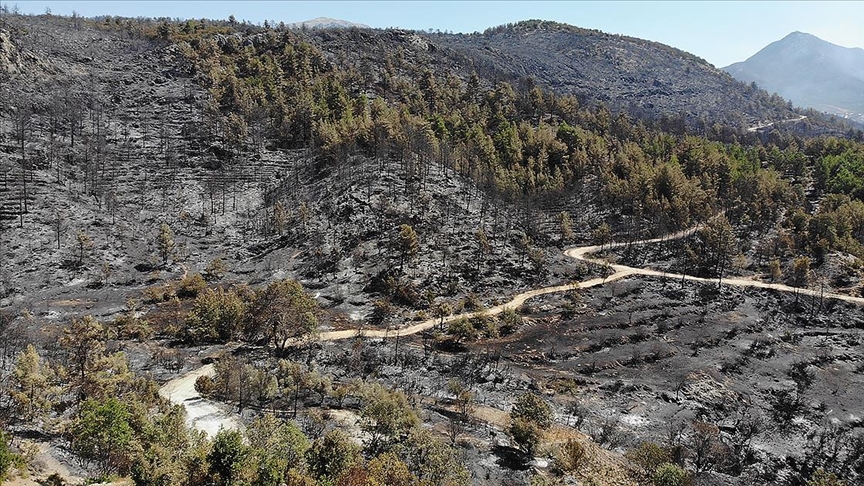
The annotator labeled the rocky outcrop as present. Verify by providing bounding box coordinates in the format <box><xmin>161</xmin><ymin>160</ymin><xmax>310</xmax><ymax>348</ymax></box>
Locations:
<box><xmin>0</xmin><ymin>28</ymin><xmax>52</xmax><ymax>75</ymax></box>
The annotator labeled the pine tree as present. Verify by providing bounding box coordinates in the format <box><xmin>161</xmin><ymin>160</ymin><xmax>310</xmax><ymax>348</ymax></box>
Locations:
<box><xmin>75</xmin><ymin>230</ymin><xmax>93</xmax><ymax>268</ymax></box>
<box><xmin>11</xmin><ymin>344</ymin><xmax>53</xmax><ymax>422</ymax></box>
<box><xmin>156</xmin><ymin>223</ymin><xmax>175</xmax><ymax>266</ymax></box>
<box><xmin>395</xmin><ymin>224</ymin><xmax>419</xmax><ymax>272</ymax></box>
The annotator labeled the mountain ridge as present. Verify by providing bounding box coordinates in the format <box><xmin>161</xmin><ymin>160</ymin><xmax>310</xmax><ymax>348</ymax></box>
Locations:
<box><xmin>425</xmin><ymin>19</ymin><xmax>807</xmax><ymax>132</ymax></box>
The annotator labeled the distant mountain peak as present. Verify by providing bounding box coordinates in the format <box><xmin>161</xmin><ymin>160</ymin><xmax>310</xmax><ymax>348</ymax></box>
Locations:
<box><xmin>775</xmin><ymin>31</ymin><xmax>848</xmax><ymax>50</ymax></box>
<box><xmin>285</xmin><ymin>17</ymin><xmax>369</xmax><ymax>30</ymax></box>
<box><xmin>723</xmin><ymin>32</ymin><xmax>864</xmax><ymax>123</ymax></box>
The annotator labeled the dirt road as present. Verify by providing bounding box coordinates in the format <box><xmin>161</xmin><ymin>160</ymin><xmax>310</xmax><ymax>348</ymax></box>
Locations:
<box><xmin>565</xmin><ymin>229</ymin><xmax>864</xmax><ymax>305</ymax></box>
<box><xmin>747</xmin><ymin>115</ymin><xmax>808</xmax><ymax>132</ymax></box>
<box><xmin>158</xmin><ymin>363</ymin><xmax>244</xmax><ymax>437</ymax></box>
<box><xmin>160</xmin><ymin>220</ymin><xmax>863</xmax><ymax>434</ymax></box>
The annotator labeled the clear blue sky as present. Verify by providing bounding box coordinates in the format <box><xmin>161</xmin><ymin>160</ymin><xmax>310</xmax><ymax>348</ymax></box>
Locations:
<box><xmin>11</xmin><ymin>1</ymin><xmax>864</xmax><ymax>67</ymax></box>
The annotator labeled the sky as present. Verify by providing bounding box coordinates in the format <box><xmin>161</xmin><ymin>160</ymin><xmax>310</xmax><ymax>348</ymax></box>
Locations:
<box><xmin>11</xmin><ymin>1</ymin><xmax>864</xmax><ymax>68</ymax></box>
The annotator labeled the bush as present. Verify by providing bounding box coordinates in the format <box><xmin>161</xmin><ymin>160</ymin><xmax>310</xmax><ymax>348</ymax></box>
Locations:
<box><xmin>499</xmin><ymin>307</ymin><xmax>523</xmax><ymax>335</ymax></box>
<box><xmin>508</xmin><ymin>392</ymin><xmax>554</xmax><ymax>456</ymax></box>
<box><xmin>176</xmin><ymin>273</ymin><xmax>207</xmax><ymax>299</ymax></box>
<box><xmin>511</xmin><ymin>393</ymin><xmax>554</xmax><ymax>429</ymax></box>
<box><xmin>531</xmin><ymin>473</ymin><xmax>565</xmax><ymax>486</ymax></box>
<box><xmin>142</xmin><ymin>284</ymin><xmax>175</xmax><ymax>304</ymax></box>
<box><xmin>626</xmin><ymin>442</ymin><xmax>670</xmax><ymax>481</ymax></box>
<box><xmin>203</xmin><ymin>258</ymin><xmax>227</xmax><ymax>282</ymax></box>
<box><xmin>461</xmin><ymin>293</ymin><xmax>484</xmax><ymax>311</ymax></box>
<box><xmin>208</xmin><ymin>429</ymin><xmax>248</xmax><ymax>485</ymax></box>
<box><xmin>509</xmin><ymin>417</ymin><xmax>543</xmax><ymax>456</ymax></box>
<box><xmin>306</xmin><ymin>430</ymin><xmax>361</xmax><ymax>482</ymax></box>
<box><xmin>184</xmin><ymin>288</ymin><xmax>246</xmax><ymax>343</ymax></box>
<box><xmin>807</xmin><ymin>468</ymin><xmax>847</xmax><ymax>486</ymax></box>
<box><xmin>553</xmin><ymin>439</ymin><xmax>588</xmax><ymax>474</ymax></box>
<box><xmin>652</xmin><ymin>463</ymin><xmax>688</xmax><ymax>486</ymax></box>
<box><xmin>447</xmin><ymin>317</ymin><xmax>477</xmax><ymax>344</ymax></box>
<box><xmin>69</xmin><ymin>398</ymin><xmax>133</xmax><ymax>478</ymax></box>
<box><xmin>392</xmin><ymin>279</ymin><xmax>420</xmax><ymax>307</ymax></box>
<box><xmin>194</xmin><ymin>375</ymin><xmax>215</xmax><ymax>396</ymax></box>
<box><xmin>767</xmin><ymin>387</ymin><xmax>804</xmax><ymax>424</ymax></box>
<box><xmin>113</xmin><ymin>314</ymin><xmax>153</xmax><ymax>341</ymax></box>
<box><xmin>42</xmin><ymin>473</ymin><xmax>67</xmax><ymax>486</ymax></box>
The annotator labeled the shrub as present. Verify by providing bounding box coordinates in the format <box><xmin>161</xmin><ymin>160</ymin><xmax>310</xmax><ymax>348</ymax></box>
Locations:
<box><xmin>306</xmin><ymin>430</ymin><xmax>361</xmax><ymax>482</ymax></box>
<box><xmin>807</xmin><ymin>468</ymin><xmax>847</xmax><ymax>486</ymax></box>
<box><xmin>69</xmin><ymin>398</ymin><xmax>133</xmax><ymax>478</ymax></box>
<box><xmin>114</xmin><ymin>314</ymin><xmax>153</xmax><ymax>341</ymax></box>
<box><xmin>554</xmin><ymin>439</ymin><xmax>588</xmax><ymax>474</ymax></box>
<box><xmin>509</xmin><ymin>417</ymin><xmax>543</xmax><ymax>456</ymax></box>
<box><xmin>652</xmin><ymin>463</ymin><xmax>688</xmax><ymax>486</ymax></box>
<box><xmin>509</xmin><ymin>392</ymin><xmax>554</xmax><ymax>456</ymax></box>
<box><xmin>767</xmin><ymin>387</ymin><xmax>804</xmax><ymax>424</ymax></box>
<box><xmin>176</xmin><ymin>273</ymin><xmax>207</xmax><ymax>299</ymax></box>
<box><xmin>194</xmin><ymin>375</ymin><xmax>215</xmax><ymax>396</ymax></box>
<box><xmin>511</xmin><ymin>393</ymin><xmax>554</xmax><ymax>429</ymax></box>
<box><xmin>626</xmin><ymin>442</ymin><xmax>671</xmax><ymax>481</ymax></box>
<box><xmin>461</xmin><ymin>293</ymin><xmax>484</xmax><ymax>311</ymax></box>
<box><xmin>499</xmin><ymin>307</ymin><xmax>523</xmax><ymax>335</ymax></box>
<box><xmin>447</xmin><ymin>317</ymin><xmax>477</xmax><ymax>344</ymax></box>
<box><xmin>142</xmin><ymin>284</ymin><xmax>175</xmax><ymax>304</ymax></box>
<box><xmin>184</xmin><ymin>288</ymin><xmax>246</xmax><ymax>343</ymax></box>
<box><xmin>203</xmin><ymin>258</ymin><xmax>227</xmax><ymax>282</ymax></box>
<box><xmin>208</xmin><ymin>429</ymin><xmax>248</xmax><ymax>485</ymax></box>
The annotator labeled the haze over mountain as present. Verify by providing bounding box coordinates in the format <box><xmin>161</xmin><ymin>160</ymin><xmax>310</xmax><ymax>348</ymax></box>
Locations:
<box><xmin>285</xmin><ymin>17</ymin><xmax>369</xmax><ymax>30</ymax></box>
<box><xmin>723</xmin><ymin>31</ymin><xmax>864</xmax><ymax>123</ymax></box>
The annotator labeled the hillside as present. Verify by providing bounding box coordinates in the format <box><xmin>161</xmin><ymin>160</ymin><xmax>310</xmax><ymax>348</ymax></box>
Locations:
<box><xmin>0</xmin><ymin>12</ymin><xmax>863</xmax><ymax>486</ymax></box>
<box><xmin>724</xmin><ymin>31</ymin><xmax>864</xmax><ymax>123</ymax></box>
<box><xmin>429</xmin><ymin>20</ymin><xmax>803</xmax><ymax>131</ymax></box>
<box><xmin>0</xmin><ymin>15</ymin><xmax>584</xmax><ymax>322</ymax></box>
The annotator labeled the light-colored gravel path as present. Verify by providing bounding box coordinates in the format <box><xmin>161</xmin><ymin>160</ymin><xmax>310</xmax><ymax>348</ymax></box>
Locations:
<box><xmin>158</xmin><ymin>363</ymin><xmax>244</xmax><ymax>437</ymax></box>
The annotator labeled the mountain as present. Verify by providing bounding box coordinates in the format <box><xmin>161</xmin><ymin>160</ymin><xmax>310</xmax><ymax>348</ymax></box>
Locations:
<box><xmin>296</xmin><ymin>20</ymin><xmax>860</xmax><ymax>136</ymax></box>
<box><xmin>285</xmin><ymin>17</ymin><xmax>369</xmax><ymax>30</ymax></box>
<box><xmin>428</xmin><ymin>20</ymin><xmax>802</xmax><ymax>131</ymax></box>
<box><xmin>723</xmin><ymin>32</ymin><xmax>864</xmax><ymax>123</ymax></box>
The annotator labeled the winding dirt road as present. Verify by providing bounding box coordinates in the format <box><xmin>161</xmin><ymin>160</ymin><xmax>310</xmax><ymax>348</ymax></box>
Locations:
<box><xmin>564</xmin><ymin>228</ymin><xmax>864</xmax><ymax>305</ymax></box>
<box><xmin>160</xmin><ymin>221</ymin><xmax>863</xmax><ymax>434</ymax></box>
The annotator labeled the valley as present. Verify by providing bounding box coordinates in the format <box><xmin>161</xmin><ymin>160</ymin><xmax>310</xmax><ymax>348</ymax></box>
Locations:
<box><xmin>0</xmin><ymin>9</ymin><xmax>863</xmax><ymax>486</ymax></box>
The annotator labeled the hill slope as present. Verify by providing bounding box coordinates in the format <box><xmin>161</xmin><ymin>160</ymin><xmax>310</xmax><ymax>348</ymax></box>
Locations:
<box><xmin>0</xmin><ymin>15</ymin><xmax>859</xmax><ymax>313</ymax></box>
<box><xmin>723</xmin><ymin>31</ymin><xmax>864</xmax><ymax>123</ymax></box>
<box><xmin>430</xmin><ymin>20</ymin><xmax>801</xmax><ymax>131</ymax></box>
